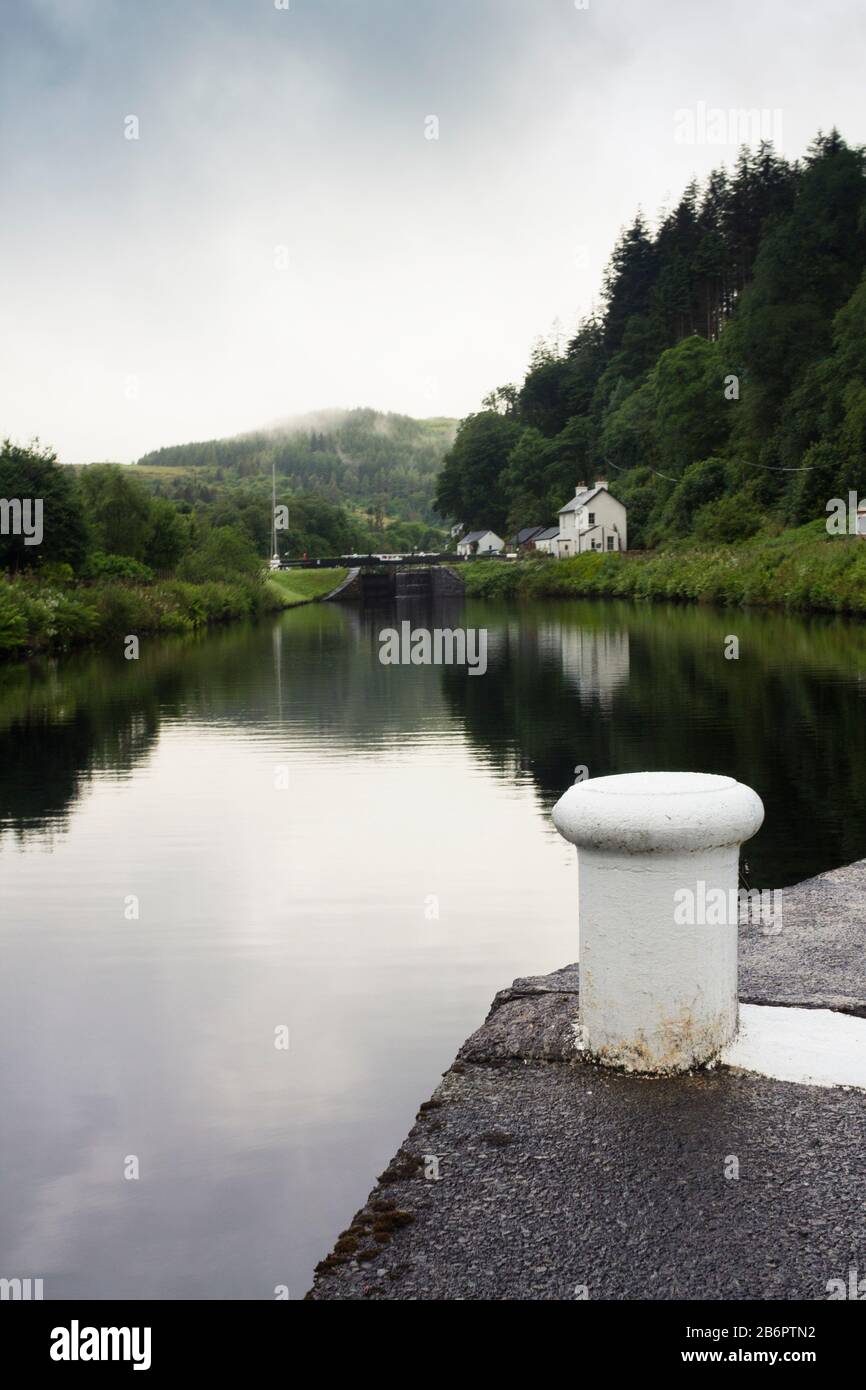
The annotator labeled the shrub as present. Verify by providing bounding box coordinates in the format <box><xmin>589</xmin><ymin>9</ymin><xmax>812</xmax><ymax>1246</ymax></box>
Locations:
<box><xmin>83</xmin><ymin>551</ymin><xmax>156</xmax><ymax>583</ymax></box>
<box><xmin>0</xmin><ymin>569</ymin><xmax>284</xmax><ymax>661</ymax></box>
<box><xmin>463</xmin><ymin>529</ymin><xmax>866</xmax><ymax>614</ymax></box>
<box><xmin>693</xmin><ymin>492</ymin><xmax>763</xmax><ymax>543</ymax></box>
<box><xmin>0</xmin><ymin>584</ymin><xmax>27</xmax><ymax>652</ymax></box>
<box><xmin>91</xmin><ymin>585</ymin><xmax>156</xmax><ymax>638</ymax></box>
<box><xmin>462</xmin><ymin>560</ymin><xmax>522</xmax><ymax>599</ymax></box>
<box><xmin>38</xmin><ymin>561</ymin><xmax>75</xmax><ymax>585</ymax></box>
<box><xmin>177</xmin><ymin>527</ymin><xmax>263</xmax><ymax>584</ymax></box>
<box><xmin>44</xmin><ymin>591</ymin><xmax>100</xmax><ymax>645</ymax></box>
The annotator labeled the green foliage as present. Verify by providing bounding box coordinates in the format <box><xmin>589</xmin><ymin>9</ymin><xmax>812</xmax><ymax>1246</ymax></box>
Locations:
<box><xmin>692</xmin><ymin>491</ymin><xmax>763</xmax><ymax>543</ymax></box>
<box><xmin>654</xmin><ymin>338</ymin><xmax>730</xmax><ymax>474</ymax></box>
<box><xmin>437</xmin><ymin>131</ymin><xmax>866</xmax><ymax>548</ymax></box>
<box><xmin>176</xmin><ymin>526</ymin><xmax>263</xmax><ymax>583</ymax></box>
<box><xmin>73</xmin><ymin>464</ymin><xmax>192</xmax><ymax>574</ymax></box>
<box><xmin>660</xmin><ymin>458</ymin><xmax>729</xmax><ymax>536</ymax></box>
<box><xmin>464</xmin><ymin>529</ymin><xmax>866</xmax><ymax>614</ymax></box>
<box><xmin>433</xmin><ymin>411</ymin><xmax>519</xmax><ymax>532</ymax></box>
<box><xmin>145</xmin><ymin>497</ymin><xmax>188</xmax><ymax>571</ymax></box>
<box><xmin>0</xmin><ymin>584</ymin><xmax>27</xmax><ymax>650</ymax></box>
<box><xmin>142</xmin><ymin>476</ymin><xmax>445</xmax><ymax>562</ymax></box>
<box><xmin>78</xmin><ymin>464</ymin><xmax>155</xmax><ymax>560</ymax></box>
<box><xmin>0</xmin><ymin>573</ymin><xmax>285</xmax><ymax>655</ymax></box>
<box><xmin>0</xmin><ymin>440</ymin><xmax>88</xmax><ymax>572</ymax></box>
<box><xmin>500</xmin><ymin>428</ymin><xmax>552</xmax><ymax>532</ymax></box>
<box><xmin>82</xmin><ymin>551</ymin><xmax>156</xmax><ymax>583</ymax></box>
<box><xmin>272</xmin><ymin>493</ymin><xmax>367</xmax><ymax>558</ymax></box>
<box><xmin>789</xmin><ymin>442</ymin><xmax>846</xmax><ymax>526</ymax></box>
<box><xmin>456</xmin><ymin>559</ymin><xmax>521</xmax><ymax>600</ymax></box>
<box><xmin>0</xmin><ymin>578</ymin><xmax>99</xmax><ymax>651</ymax></box>
<box><xmin>90</xmin><ymin>584</ymin><xmax>161</xmax><ymax>637</ymax></box>
<box><xmin>603</xmin><ymin>466</ymin><xmax>663</xmax><ymax>550</ymax></box>
<box><xmin>38</xmin><ymin>561</ymin><xmax>75</xmax><ymax>585</ymax></box>
<box><xmin>266</xmin><ymin>568</ymin><xmax>348</xmax><ymax>606</ymax></box>
<box><xmin>598</xmin><ymin>377</ymin><xmax>656</xmax><ymax>475</ymax></box>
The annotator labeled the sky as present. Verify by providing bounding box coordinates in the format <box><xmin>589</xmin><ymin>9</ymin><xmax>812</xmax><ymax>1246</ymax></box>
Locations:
<box><xmin>1</xmin><ymin>0</ymin><xmax>863</xmax><ymax>463</ymax></box>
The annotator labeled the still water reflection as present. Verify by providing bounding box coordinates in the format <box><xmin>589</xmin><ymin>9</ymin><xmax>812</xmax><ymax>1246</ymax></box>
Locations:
<box><xmin>2</xmin><ymin>596</ymin><xmax>866</xmax><ymax>1297</ymax></box>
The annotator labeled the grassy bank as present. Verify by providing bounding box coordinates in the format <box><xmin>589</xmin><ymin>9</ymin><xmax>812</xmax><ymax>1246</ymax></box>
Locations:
<box><xmin>0</xmin><ymin>567</ymin><xmax>345</xmax><ymax>658</ymax></box>
<box><xmin>265</xmin><ymin>568</ymin><xmax>347</xmax><ymax>606</ymax></box>
<box><xmin>463</xmin><ymin>526</ymin><xmax>866</xmax><ymax>615</ymax></box>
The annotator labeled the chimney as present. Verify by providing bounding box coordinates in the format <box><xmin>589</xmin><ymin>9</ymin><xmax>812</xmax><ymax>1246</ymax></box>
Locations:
<box><xmin>595</xmin><ymin>479</ymin><xmax>608</xmax><ymax>490</ymax></box>
<box><xmin>575</xmin><ymin>481</ymin><xmax>586</xmax><ymax>497</ymax></box>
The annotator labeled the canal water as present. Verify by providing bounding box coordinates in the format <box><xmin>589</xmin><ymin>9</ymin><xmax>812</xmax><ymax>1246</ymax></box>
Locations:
<box><xmin>2</xmin><ymin>597</ymin><xmax>866</xmax><ymax>1297</ymax></box>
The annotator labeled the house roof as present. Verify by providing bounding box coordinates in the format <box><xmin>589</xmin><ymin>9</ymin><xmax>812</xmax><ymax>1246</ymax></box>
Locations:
<box><xmin>460</xmin><ymin>530</ymin><xmax>499</xmax><ymax>544</ymax></box>
<box><xmin>559</xmin><ymin>485</ymin><xmax>626</xmax><ymax>515</ymax></box>
<box><xmin>534</xmin><ymin>526</ymin><xmax>560</xmax><ymax>541</ymax></box>
<box><xmin>510</xmin><ymin>526</ymin><xmax>546</xmax><ymax>545</ymax></box>
<box><xmin>558</xmin><ymin>486</ymin><xmax>603</xmax><ymax>514</ymax></box>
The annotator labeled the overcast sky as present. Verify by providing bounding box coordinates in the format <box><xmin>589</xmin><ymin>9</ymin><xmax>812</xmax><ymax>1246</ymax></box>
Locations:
<box><xmin>1</xmin><ymin>0</ymin><xmax>863</xmax><ymax>462</ymax></box>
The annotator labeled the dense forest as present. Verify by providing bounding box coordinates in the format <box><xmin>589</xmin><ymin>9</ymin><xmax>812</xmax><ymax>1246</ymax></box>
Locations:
<box><xmin>136</xmin><ymin>408</ymin><xmax>456</xmax><ymax>527</ymax></box>
<box><xmin>435</xmin><ymin>131</ymin><xmax>866</xmax><ymax>548</ymax></box>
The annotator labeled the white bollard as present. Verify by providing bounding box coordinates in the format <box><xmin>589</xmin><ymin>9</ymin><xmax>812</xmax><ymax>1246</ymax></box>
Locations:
<box><xmin>552</xmin><ymin>772</ymin><xmax>764</xmax><ymax>1074</ymax></box>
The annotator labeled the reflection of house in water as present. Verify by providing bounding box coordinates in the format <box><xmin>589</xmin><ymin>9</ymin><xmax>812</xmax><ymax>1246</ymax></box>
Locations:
<box><xmin>538</xmin><ymin>626</ymin><xmax>630</xmax><ymax>707</ymax></box>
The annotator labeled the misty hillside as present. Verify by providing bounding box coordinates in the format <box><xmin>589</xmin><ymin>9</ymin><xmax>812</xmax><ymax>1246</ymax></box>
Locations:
<box><xmin>136</xmin><ymin>408</ymin><xmax>457</xmax><ymax>523</ymax></box>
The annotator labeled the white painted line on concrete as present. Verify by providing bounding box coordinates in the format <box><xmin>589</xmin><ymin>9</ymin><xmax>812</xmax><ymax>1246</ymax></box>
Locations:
<box><xmin>722</xmin><ymin>1003</ymin><xmax>866</xmax><ymax>1090</ymax></box>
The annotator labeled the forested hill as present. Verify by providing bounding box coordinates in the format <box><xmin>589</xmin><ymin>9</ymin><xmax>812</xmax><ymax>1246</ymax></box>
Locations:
<box><xmin>136</xmin><ymin>408</ymin><xmax>457</xmax><ymax>524</ymax></box>
<box><xmin>435</xmin><ymin>131</ymin><xmax>866</xmax><ymax>548</ymax></box>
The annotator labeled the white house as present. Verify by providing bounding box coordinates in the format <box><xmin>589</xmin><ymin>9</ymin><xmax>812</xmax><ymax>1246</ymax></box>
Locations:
<box><xmin>532</xmin><ymin>526</ymin><xmax>561</xmax><ymax>554</ymax></box>
<box><xmin>555</xmin><ymin>481</ymin><xmax>627</xmax><ymax>557</ymax></box>
<box><xmin>457</xmin><ymin>529</ymin><xmax>504</xmax><ymax>557</ymax></box>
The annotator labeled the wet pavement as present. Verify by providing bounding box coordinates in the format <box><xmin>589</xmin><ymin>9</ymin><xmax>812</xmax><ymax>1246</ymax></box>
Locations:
<box><xmin>306</xmin><ymin>860</ymin><xmax>866</xmax><ymax>1300</ymax></box>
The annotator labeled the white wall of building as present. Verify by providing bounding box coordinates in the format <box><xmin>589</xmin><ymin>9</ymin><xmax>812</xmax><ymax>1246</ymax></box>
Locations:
<box><xmin>556</xmin><ymin>485</ymin><xmax>627</xmax><ymax>557</ymax></box>
<box><xmin>456</xmin><ymin>530</ymin><xmax>503</xmax><ymax>556</ymax></box>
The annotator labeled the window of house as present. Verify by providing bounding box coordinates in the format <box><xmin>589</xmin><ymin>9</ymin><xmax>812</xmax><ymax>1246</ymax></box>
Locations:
<box><xmin>606</xmin><ymin>536</ymin><xmax>614</xmax><ymax>551</ymax></box>
<box><xmin>588</xmin><ymin>512</ymin><xmax>595</xmax><ymax>525</ymax></box>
